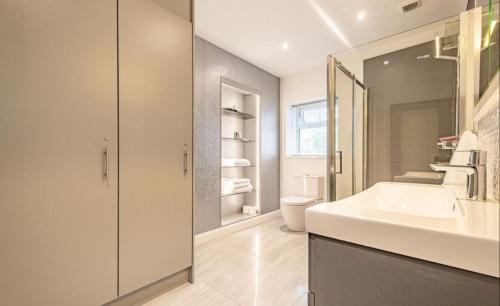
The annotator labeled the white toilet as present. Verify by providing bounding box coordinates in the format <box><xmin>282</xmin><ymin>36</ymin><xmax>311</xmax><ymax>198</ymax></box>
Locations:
<box><xmin>281</xmin><ymin>175</ymin><xmax>324</xmax><ymax>232</ymax></box>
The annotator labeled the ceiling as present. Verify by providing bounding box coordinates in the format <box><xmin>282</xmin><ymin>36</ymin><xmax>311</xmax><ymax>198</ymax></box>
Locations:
<box><xmin>195</xmin><ymin>0</ymin><xmax>468</xmax><ymax>77</ymax></box>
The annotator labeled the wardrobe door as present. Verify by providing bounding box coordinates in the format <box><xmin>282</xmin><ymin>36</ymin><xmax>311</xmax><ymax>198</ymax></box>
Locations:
<box><xmin>0</xmin><ymin>1</ymin><xmax>118</xmax><ymax>306</ymax></box>
<box><xmin>119</xmin><ymin>0</ymin><xmax>193</xmax><ymax>295</ymax></box>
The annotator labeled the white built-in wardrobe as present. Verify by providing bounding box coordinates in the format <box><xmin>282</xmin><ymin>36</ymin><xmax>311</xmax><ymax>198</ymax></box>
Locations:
<box><xmin>0</xmin><ymin>1</ymin><xmax>193</xmax><ymax>305</ymax></box>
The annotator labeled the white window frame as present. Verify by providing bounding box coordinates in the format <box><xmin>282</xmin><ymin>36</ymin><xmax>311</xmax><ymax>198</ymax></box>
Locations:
<box><xmin>291</xmin><ymin>100</ymin><xmax>328</xmax><ymax>156</ymax></box>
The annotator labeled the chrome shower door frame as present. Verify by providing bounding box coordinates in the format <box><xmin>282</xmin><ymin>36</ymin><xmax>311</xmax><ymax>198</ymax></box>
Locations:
<box><xmin>326</xmin><ymin>56</ymin><xmax>368</xmax><ymax>202</ymax></box>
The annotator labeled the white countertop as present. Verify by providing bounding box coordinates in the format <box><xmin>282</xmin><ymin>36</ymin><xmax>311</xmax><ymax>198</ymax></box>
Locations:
<box><xmin>305</xmin><ymin>183</ymin><xmax>500</xmax><ymax>277</ymax></box>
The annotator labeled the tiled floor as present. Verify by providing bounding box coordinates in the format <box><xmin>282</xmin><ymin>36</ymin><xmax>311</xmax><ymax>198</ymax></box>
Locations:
<box><xmin>143</xmin><ymin>217</ymin><xmax>308</xmax><ymax>306</ymax></box>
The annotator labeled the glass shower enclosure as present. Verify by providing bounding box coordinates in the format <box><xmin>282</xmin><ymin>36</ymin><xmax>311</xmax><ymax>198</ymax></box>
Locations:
<box><xmin>326</xmin><ymin>56</ymin><xmax>368</xmax><ymax>201</ymax></box>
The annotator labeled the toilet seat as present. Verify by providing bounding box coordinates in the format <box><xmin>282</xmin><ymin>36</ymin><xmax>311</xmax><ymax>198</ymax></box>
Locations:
<box><xmin>281</xmin><ymin>195</ymin><xmax>315</xmax><ymax>206</ymax></box>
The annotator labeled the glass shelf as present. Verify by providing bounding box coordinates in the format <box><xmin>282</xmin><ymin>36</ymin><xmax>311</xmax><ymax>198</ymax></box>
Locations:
<box><xmin>221</xmin><ymin>108</ymin><xmax>255</xmax><ymax>120</ymax></box>
<box><xmin>221</xmin><ymin>137</ymin><xmax>255</xmax><ymax>143</ymax></box>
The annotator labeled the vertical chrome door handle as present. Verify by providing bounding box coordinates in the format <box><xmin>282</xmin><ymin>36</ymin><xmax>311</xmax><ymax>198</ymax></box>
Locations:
<box><xmin>183</xmin><ymin>145</ymin><xmax>188</xmax><ymax>177</ymax></box>
<box><xmin>336</xmin><ymin>150</ymin><xmax>343</xmax><ymax>174</ymax></box>
<box><xmin>103</xmin><ymin>146</ymin><xmax>109</xmax><ymax>182</ymax></box>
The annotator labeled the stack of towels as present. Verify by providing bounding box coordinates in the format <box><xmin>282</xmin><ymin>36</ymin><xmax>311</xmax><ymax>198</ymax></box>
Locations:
<box><xmin>221</xmin><ymin>158</ymin><xmax>251</xmax><ymax>167</ymax></box>
<box><xmin>221</xmin><ymin>177</ymin><xmax>253</xmax><ymax>195</ymax></box>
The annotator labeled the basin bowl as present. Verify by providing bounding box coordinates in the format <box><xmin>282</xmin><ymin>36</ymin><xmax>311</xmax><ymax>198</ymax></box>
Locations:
<box><xmin>353</xmin><ymin>182</ymin><xmax>461</xmax><ymax>219</ymax></box>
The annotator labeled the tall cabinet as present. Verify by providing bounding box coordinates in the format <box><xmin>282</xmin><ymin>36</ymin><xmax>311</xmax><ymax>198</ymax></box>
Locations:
<box><xmin>119</xmin><ymin>0</ymin><xmax>193</xmax><ymax>296</ymax></box>
<box><xmin>0</xmin><ymin>1</ymin><xmax>118</xmax><ymax>305</ymax></box>
<box><xmin>0</xmin><ymin>1</ymin><xmax>193</xmax><ymax>305</ymax></box>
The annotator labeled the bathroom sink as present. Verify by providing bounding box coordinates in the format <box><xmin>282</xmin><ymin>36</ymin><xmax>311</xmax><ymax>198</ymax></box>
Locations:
<box><xmin>353</xmin><ymin>182</ymin><xmax>461</xmax><ymax>219</ymax></box>
<box><xmin>393</xmin><ymin>171</ymin><xmax>444</xmax><ymax>184</ymax></box>
<box><xmin>305</xmin><ymin>182</ymin><xmax>500</xmax><ymax>277</ymax></box>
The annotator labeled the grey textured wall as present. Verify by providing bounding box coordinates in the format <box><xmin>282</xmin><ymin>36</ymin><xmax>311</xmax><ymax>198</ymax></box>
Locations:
<box><xmin>477</xmin><ymin>104</ymin><xmax>499</xmax><ymax>201</ymax></box>
<box><xmin>194</xmin><ymin>37</ymin><xmax>280</xmax><ymax>234</ymax></box>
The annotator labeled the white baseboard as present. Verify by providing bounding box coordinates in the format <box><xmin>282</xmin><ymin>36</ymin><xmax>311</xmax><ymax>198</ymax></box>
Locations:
<box><xmin>194</xmin><ymin>210</ymin><xmax>281</xmax><ymax>246</ymax></box>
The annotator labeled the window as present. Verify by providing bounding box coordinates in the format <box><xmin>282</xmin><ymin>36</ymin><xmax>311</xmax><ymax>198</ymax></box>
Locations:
<box><xmin>291</xmin><ymin>100</ymin><xmax>328</xmax><ymax>155</ymax></box>
<box><xmin>289</xmin><ymin>99</ymin><xmax>339</xmax><ymax>156</ymax></box>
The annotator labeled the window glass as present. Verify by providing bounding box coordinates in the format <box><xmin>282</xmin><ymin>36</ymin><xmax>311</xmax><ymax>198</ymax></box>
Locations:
<box><xmin>302</xmin><ymin>107</ymin><xmax>327</xmax><ymax>124</ymax></box>
<box><xmin>299</xmin><ymin>126</ymin><xmax>327</xmax><ymax>155</ymax></box>
<box><xmin>292</xmin><ymin>100</ymin><xmax>327</xmax><ymax>155</ymax></box>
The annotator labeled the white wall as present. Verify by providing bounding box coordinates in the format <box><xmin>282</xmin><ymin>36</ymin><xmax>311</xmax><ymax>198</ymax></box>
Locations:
<box><xmin>280</xmin><ymin>65</ymin><xmax>328</xmax><ymax>200</ymax></box>
<box><xmin>280</xmin><ymin>15</ymin><xmax>459</xmax><ymax>200</ymax></box>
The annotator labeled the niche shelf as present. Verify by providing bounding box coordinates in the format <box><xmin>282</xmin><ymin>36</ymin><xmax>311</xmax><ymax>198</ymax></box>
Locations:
<box><xmin>221</xmin><ymin>108</ymin><xmax>255</xmax><ymax>120</ymax></box>
<box><xmin>220</xmin><ymin>81</ymin><xmax>261</xmax><ymax>226</ymax></box>
<box><xmin>221</xmin><ymin>137</ymin><xmax>255</xmax><ymax>143</ymax></box>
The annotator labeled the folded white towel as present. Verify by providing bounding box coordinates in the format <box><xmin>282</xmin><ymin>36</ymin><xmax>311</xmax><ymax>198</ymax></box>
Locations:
<box><xmin>221</xmin><ymin>183</ymin><xmax>253</xmax><ymax>195</ymax></box>
<box><xmin>222</xmin><ymin>180</ymin><xmax>249</xmax><ymax>187</ymax></box>
<box><xmin>221</xmin><ymin>177</ymin><xmax>250</xmax><ymax>184</ymax></box>
<box><xmin>222</xmin><ymin>183</ymin><xmax>250</xmax><ymax>192</ymax></box>
<box><xmin>232</xmin><ymin>182</ymin><xmax>251</xmax><ymax>189</ymax></box>
<box><xmin>221</xmin><ymin>178</ymin><xmax>250</xmax><ymax>190</ymax></box>
<box><xmin>234</xmin><ymin>184</ymin><xmax>253</xmax><ymax>193</ymax></box>
<box><xmin>234</xmin><ymin>158</ymin><xmax>251</xmax><ymax>166</ymax></box>
<box><xmin>221</xmin><ymin>177</ymin><xmax>253</xmax><ymax>195</ymax></box>
<box><xmin>222</xmin><ymin>177</ymin><xmax>250</xmax><ymax>184</ymax></box>
<box><xmin>221</xmin><ymin>158</ymin><xmax>251</xmax><ymax>167</ymax></box>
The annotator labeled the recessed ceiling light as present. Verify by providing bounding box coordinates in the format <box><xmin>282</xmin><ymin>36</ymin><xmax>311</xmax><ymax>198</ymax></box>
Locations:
<box><xmin>282</xmin><ymin>42</ymin><xmax>289</xmax><ymax>50</ymax></box>
<box><xmin>357</xmin><ymin>11</ymin><xmax>366</xmax><ymax>21</ymax></box>
<box><xmin>383</xmin><ymin>60</ymin><xmax>389</xmax><ymax>65</ymax></box>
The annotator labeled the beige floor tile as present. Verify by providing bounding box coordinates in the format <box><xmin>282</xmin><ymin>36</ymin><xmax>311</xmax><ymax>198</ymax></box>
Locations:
<box><xmin>259</xmin><ymin>238</ymin><xmax>308</xmax><ymax>273</ymax></box>
<box><xmin>142</xmin><ymin>282</ymin><xmax>238</xmax><ymax>306</ymax></box>
<box><xmin>194</xmin><ymin>242</ymin><xmax>256</xmax><ymax>283</ymax></box>
<box><xmin>144</xmin><ymin>217</ymin><xmax>308</xmax><ymax>306</ymax></box>
<box><xmin>229</xmin><ymin>264</ymin><xmax>307</xmax><ymax>306</ymax></box>
<box><xmin>206</xmin><ymin>257</ymin><xmax>280</xmax><ymax>299</ymax></box>
<box><xmin>292</xmin><ymin>293</ymin><xmax>308</xmax><ymax>306</ymax></box>
<box><xmin>221</xmin><ymin>220</ymin><xmax>302</xmax><ymax>258</ymax></box>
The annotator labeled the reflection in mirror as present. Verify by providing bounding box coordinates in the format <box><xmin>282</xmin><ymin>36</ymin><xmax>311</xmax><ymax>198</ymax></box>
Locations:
<box><xmin>365</xmin><ymin>40</ymin><xmax>456</xmax><ymax>187</ymax></box>
<box><xmin>331</xmin><ymin>14</ymin><xmax>461</xmax><ymax>188</ymax></box>
<box><xmin>480</xmin><ymin>2</ymin><xmax>499</xmax><ymax>98</ymax></box>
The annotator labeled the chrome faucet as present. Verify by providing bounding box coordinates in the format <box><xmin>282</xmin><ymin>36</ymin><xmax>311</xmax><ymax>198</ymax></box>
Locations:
<box><xmin>430</xmin><ymin>150</ymin><xmax>487</xmax><ymax>201</ymax></box>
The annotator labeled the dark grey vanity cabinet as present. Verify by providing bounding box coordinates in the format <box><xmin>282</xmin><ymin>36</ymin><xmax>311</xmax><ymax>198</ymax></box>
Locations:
<box><xmin>308</xmin><ymin>234</ymin><xmax>500</xmax><ymax>306</ymax></box>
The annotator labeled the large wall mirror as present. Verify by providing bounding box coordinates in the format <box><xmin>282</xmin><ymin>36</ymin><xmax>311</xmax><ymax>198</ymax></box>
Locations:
<box><xmin>479</xmin><ymin>1</ymin><xmax>499</xmax><ymax>100</ymax></box>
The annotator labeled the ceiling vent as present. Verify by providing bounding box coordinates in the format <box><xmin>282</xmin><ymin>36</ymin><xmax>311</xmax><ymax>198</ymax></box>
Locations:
<box><xmin>400</xmin><ymin>0</ymin><xmax>421</xmax><ymax>13</ymax></box>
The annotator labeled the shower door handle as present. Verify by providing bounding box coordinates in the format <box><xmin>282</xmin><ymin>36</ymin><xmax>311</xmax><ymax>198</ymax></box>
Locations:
<box><xmin>336</xmin><ymin>151</ymin><xmax>343</xmax><ymax>174</ymax></box>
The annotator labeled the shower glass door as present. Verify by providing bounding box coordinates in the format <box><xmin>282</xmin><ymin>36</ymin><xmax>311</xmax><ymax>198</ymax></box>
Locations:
<box><xmin>327</xmin><ymin>56</ymin><xmax>367</xmax><ymax>201</ymax></box>
<box><xmin>334</xmin><ymin>63</ymin><xmax>353</xmax><ymax>200</ymax></box>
